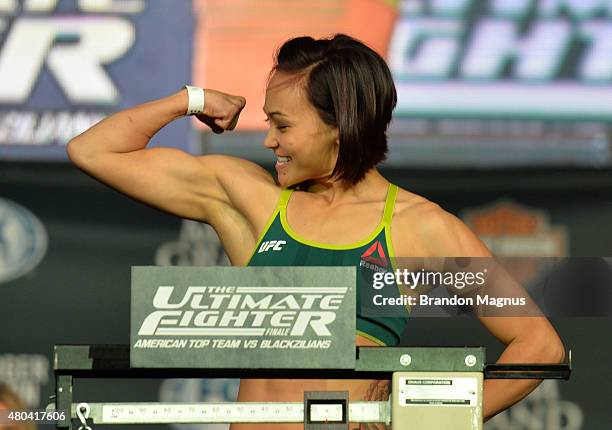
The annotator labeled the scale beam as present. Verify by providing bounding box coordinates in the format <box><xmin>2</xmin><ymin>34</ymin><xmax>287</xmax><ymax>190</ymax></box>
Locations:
<box><xmin>63</xmin><ymin>401</ymin><xmax>391</xmax><ymax>425</ymax></box>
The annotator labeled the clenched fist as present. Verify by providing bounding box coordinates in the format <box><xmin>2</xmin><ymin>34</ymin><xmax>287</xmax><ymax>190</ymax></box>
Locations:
<box><xmin>197</xmin><ymin>89</ymin><xmax>246</xmax><ymax>134</ymax></box>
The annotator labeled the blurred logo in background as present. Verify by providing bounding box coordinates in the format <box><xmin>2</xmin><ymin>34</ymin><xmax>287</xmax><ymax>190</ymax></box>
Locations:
<box><xmin>0</xmin><ymin>198</ymin><xmax>47</xmax><ymax>284</ymax></box>
<box><xmin>155</xmin><ymin>220</ymin><xmax>230</xmax><ymax>267</ymax></box>
<box><xmin>462</xmin><ymin>199</ymin><xmax>568</xmax><ymax>257</ymax></box>
<box><xmin>462</xmin><ymin>199</ymin><xmax>568</xmax><ymax>291</ymax></box>
<box><xmin>487</xmin><ymin>380</ymin><xmax>583</xmax><ymax>430</ymax></box>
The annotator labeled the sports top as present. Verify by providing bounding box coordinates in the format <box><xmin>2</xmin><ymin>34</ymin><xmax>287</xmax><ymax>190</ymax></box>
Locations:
<box><xmin>246</xmin><ymin>183</ymin><xmax>407</xmax><ymax>346</ymax></box>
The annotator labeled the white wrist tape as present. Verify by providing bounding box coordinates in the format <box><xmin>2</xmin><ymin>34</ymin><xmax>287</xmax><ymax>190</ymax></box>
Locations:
<box><xmin>184</xmin><ymin>85</ymin><xmax>205</xmax><ymax>115</ymax></box>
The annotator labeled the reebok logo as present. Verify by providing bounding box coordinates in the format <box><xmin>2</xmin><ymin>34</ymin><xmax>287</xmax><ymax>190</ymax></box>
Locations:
<box><xmin>361</xmin><ymin>241</ymin><xmax>388</xmax><ymax>267</ymax></box>
<box><xmin>257</xmin><ymin>240</ymin><xmax>286</xmax><ymax>253</ymax></box>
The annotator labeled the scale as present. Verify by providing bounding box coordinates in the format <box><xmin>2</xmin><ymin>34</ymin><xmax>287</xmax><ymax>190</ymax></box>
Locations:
<box><xmin>50</xmin><ymin>344</ymin><xmax>571</xmax><ymax>430</ymax></box>
<box><xmin>49</xmin><ymin>266</ymin><xmax>571</xmax><ymax>429</ymax></box>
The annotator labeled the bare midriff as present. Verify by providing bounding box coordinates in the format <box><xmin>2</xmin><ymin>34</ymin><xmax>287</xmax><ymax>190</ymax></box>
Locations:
<box><xmin>230</xmin><ymin>335</ymin><xmax>390</xmax><ymax>430</ymax></box>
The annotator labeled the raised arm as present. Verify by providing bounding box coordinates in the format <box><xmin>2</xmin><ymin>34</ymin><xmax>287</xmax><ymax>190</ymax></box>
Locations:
<box><xmin>66</xmin><ymin>88</ymin><xmax>279</xmax><ymax>264</ymax></box>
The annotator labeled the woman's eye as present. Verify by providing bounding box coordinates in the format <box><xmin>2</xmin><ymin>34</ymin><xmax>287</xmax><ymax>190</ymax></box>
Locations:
<box><xmin>264</xmin><ymin>118</ymin><xmax>287</xmax><ymax>131</ymax></box>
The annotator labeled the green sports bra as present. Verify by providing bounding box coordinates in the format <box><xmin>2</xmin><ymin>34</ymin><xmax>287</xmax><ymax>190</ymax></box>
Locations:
<box><xmin>246</xmin><ymin>183</ymin><xmax>408</xmax><ymax>346</ymax></box>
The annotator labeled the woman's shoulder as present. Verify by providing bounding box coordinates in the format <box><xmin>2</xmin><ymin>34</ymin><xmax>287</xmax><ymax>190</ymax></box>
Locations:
<box><xmin>391</xmin><ymin>186</ymin><xmax>490</xmax><ymax>256</ymax></box>
<box><xmin>392</xmin><ymin>187</ymin><xmax>452</xmax><ymax>238</ymax></box>
<box><xmin>393</xmin><ymin>186</ymin><xmax>443</xmax><ymax>219</ymax></box>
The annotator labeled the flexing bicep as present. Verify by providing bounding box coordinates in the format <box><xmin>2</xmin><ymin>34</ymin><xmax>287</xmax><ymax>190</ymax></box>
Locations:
<box><xmin>69</xmin><ymin>145</ymin><xmax>273</xmax><ymax>223</ymax></box>
<box><xmin>69</xmin><ymin>145</ymin><xmax>229</xmax><ymax>221</ymax></box>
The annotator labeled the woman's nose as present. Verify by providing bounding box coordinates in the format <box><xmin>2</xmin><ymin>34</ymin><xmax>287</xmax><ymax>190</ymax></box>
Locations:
<box><xmin>263</xmin><ymin>130</ymin><xmax>278</xmax><ymax>149</ymax></box>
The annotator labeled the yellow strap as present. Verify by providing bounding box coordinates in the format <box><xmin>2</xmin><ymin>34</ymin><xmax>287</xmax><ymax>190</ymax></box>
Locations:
<box><xmin>278</xmin><ymin>188</ymin><xmax>293</xmax><ymax>210</ymax></box>
<box><xmin>382</xmin><ymin>184</ymin><xmax>398</xmax><ymax>226</ymax></box>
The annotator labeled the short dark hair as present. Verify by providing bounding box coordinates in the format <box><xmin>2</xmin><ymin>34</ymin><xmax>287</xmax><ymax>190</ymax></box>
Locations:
<box><xmin>273</xmin><ymin>34</ymin><xmax>397</xmax><ymax>185</ymax></box>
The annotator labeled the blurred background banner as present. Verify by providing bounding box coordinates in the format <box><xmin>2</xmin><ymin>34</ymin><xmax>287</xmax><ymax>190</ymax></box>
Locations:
<box><xmin>2</xmin><ymin>0</ymin><xmax>610</xmax><ymax>167</ymax></box>
<box><xmin>389</xmin><ymin>0</ymin><xmax>612</xmax><ymax>121</ymax></box>
<box><xmin>193</xmin><ymin>0</ymin><xmax>398</xmax><ymax>130</ymax></box>
<box><xmin>194</xmin><ymin>0</ymin><xmax>612</xmax><ymax>168</ymax></box>
<box><xmin>0</xmin><ymin>0</ymin><xmax>194</xmax><ymax>160</ymax></box>
<box><xmin>197</xmin><ymin>0</ymin><xmax>612</xmax><ymax>125</ymax></box>
<box><xmin>1</xmin><ymin>1</ymin><xmax>611</xmax><ymax>429</ymax></box>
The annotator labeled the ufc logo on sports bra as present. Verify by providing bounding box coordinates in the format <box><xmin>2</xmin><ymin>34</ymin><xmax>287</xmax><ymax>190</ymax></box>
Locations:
<box><xmin>257</xmin><ymin>240</ymin><xmax>286</xmax><ymax>253</ymax></box>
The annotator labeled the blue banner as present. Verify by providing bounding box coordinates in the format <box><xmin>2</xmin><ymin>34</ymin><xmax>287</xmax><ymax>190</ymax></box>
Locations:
<box><xmin>0</xmin><ymin>0</ymin><xmax>193</xmax><ymax>160</ymax></box>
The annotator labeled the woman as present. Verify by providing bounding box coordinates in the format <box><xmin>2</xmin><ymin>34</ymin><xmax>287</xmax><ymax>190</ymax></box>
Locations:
<box><xmin>67</xmin><ymin>34</ymin><xmax>565</xmax><ymax>428</ymax></box>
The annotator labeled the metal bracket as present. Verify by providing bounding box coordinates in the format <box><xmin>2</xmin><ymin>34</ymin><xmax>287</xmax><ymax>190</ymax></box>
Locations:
<box><xmin>56</xmin><ymin>375</ymin><xmax>72</xmax><ymax>429</ymax></box>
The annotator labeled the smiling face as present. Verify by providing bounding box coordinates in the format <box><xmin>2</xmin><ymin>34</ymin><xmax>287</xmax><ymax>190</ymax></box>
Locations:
<box><xmin>263</xmin><ymin>71</ymin><xmax>339</xmax><ymax>188</ymax></box>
